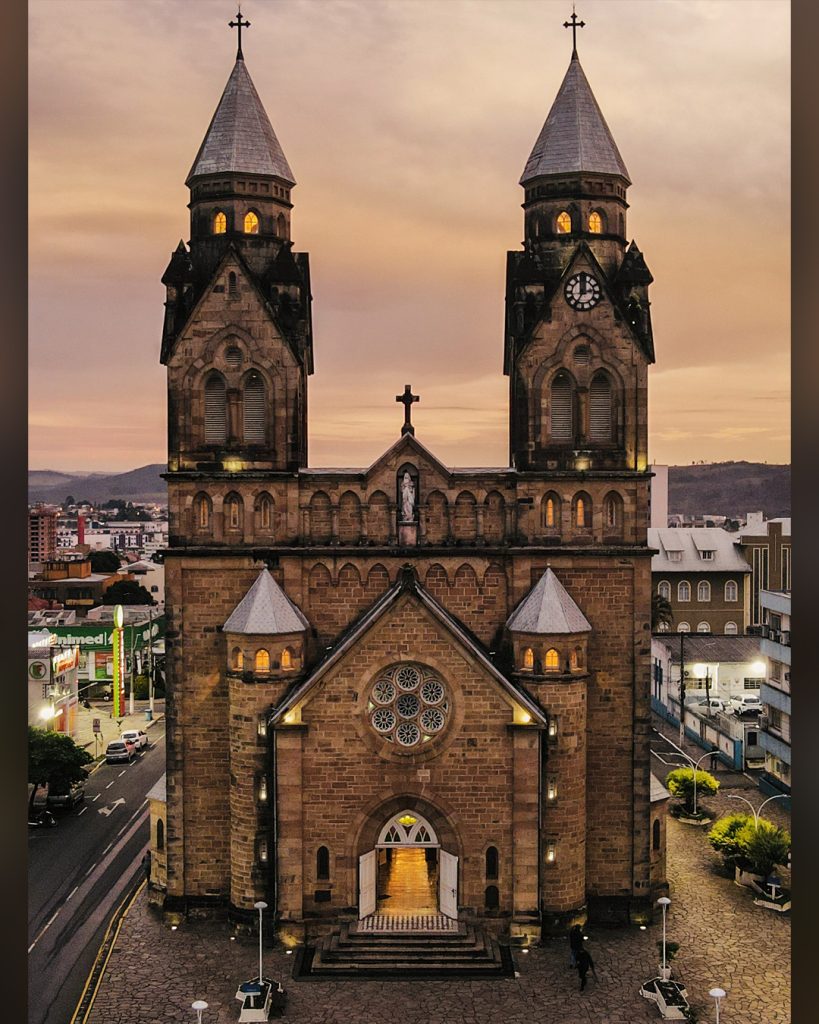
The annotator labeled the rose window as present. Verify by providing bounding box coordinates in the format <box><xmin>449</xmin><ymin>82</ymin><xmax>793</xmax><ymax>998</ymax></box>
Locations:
<box><xmin>367</xmin><ymin>663</ymin><xmax>449</xmax><ymax>748</ymax></box>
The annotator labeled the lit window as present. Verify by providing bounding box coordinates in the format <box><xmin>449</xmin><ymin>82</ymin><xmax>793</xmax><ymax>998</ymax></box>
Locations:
<box><xmin>232</xmin><ymin>647</ymin><xmax>243</xmax><ymax>671</ymax></box>
<box><xmin>575</xmin><ymin>497</ymin><xmax>587</xmax><ymax>528</ymax></box>
<box><xmin>523</xmin><ymin>647</ymin><xmax>534</xmax><ymax>670</ymax></box>
<box><xmin>556</xmin><ymin>211</ymin><xmax>571</xmax><ymax>234</ymax></box>
<box><xmin>545</xmin><ymin>497</ymin><xmax>556</xmax><ymax>528</ymax></box>
<box><xmin>258</xmin><ymin>494</ymin><xmax>273</xmax><ymax>530</ymax></box>
<box><xmin>225</xmin><ymin>494</ymin><xmax>242</xmax><ymax>529</ymax></box>
<box><xmin>213</xmin><ymin>211</ymin><xmax>227</xmax><ymax>234</ymax></box>
<box><xmin>255</xmin><ymin>649</ymin><xmax>270</xmax><ymax>673</ymax></box>
<box><xmin>281</xmin><ymin>648</ymin><xmax>292</xmax><ymax>670</ymax></box>
<box><xmin>195</xmin><ymin>493</ymin><xmax>211</xmax><ymax>529</ymax></box>
<box><xmin>244</xmin><ymin>211</ymin><xmax>260</xmax><ymax>234</ymax></box>
<box><xmin>545</xmin><ymin>648</ymin><xmax>560</xmax><ymax>672</ymax></box>
<box><xmin>725</xmin><ymin>580</ymin><xmax>738</xmax><ymax>602</ymax></box>
<box><xmin>589</xmin><ymin>211</ymin><xmax>603</xmax><ymax>233</ymax></box>
<box><xmin>678</xmin><ymin>581</ymin><xmax>691</xmax><ymax>602</ymax></box>
<box><xmin>697</xmin><ymin>581</ymin><xmax>711</xmax><ymax>602</ymax></box>
<box><xmin>697</xmin><ymin>622</ymin><xmax>711</xmax><ymax>633</ymax></box>
<box><xmin>658</xmin><ymin>581</ymin><xmax>671</xmax><ymax>601</ymax></box>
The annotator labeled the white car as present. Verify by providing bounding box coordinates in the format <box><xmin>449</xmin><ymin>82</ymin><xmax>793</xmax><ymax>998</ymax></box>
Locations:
<box><xmin>694</xmin><ymin>697</ymin><xmax>729</xmax><ymax>714</ymax></box>
<box><xmin>729</xmin><ymin>694</ymin><xmax>762</xmax><ymax>715</ymax></box>
<box><xmin>121</xmin><ymin>729</ymin><xmax>149</xmax><ymax>750</ymax></box>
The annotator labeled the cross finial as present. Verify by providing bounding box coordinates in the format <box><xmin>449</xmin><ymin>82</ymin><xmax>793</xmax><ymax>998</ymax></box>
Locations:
<box><xmin>395</xmin><ymin>385</ymin><xmax>420</xmax><ymax>436</ymax></box>
<box><xmin>229</xmin><ymin>6</ymin><xmax>251</xmax><ymax>61</ymax></box>
<box><xmin>563</xmin><ymin>5</ymin><xmax>585</xmax><ymax>58</ymax></box>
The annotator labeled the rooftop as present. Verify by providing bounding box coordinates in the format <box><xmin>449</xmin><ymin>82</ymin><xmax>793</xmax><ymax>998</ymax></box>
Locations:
<box><xmin>649</xmin><ymin>528</ymin><xmax>750</xmax><ymax>573</ymax></box>
<box><xmin>506</xmin><ymin>567</ymin><xmax>591</xmax><ymax>634</ymax></box>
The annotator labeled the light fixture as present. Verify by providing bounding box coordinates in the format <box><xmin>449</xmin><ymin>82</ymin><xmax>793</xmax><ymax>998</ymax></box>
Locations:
<box><xmin>693</xmin><ymin>663</ymin><xmax>707</xmax><ymax>679</ymax></box>
<box><xmin>547</xmin><ymin>779</ymin><xmax>557</xmax><ymax>801</ymax></box>
<box><xmin>520</xmin><ymin>711</ymin><xmax>531</xmax><ymax>724</ymax></box>
<box><xmin>191</xmin><ymin>999</ymin><xmax>208</xmax><ymax>1023</ymax></box>
<box><xmin>751</xmin><ymin>660</ymin><xmax>766</xmax><ymax>674</ymax></box>
<box><xmin>548</xmin><ymin>718</ymin><xmax>558</xmax><ymax>738</ymax></box>
<box><xmin>258</xmin><ymin>776</ymin><xmax>268</xmax><ymax>802</ymax></box>
<box><xmin>546</xmin><ymin>842</ymin><xmax>556</xmax><ymax>863</ymax></box>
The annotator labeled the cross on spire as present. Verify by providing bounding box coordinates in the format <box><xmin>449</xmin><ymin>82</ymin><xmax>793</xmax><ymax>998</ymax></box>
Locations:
<box><xmin>395</xmin><ymin>385</ymin><xmax>419</xmax><ymax>436</ymax></box>
<box><xmin>563</xmin><ymin>6</ymin><xmax>585</xmax><ymax>58</ymax></box>
<box><xmin>229</xmin><ymin>7</ymin><xmax>251</xmax><ymax>61</ymax></box>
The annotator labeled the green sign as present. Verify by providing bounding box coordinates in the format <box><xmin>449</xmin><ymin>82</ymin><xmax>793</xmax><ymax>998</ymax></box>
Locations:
<box><xmin>35</xmin><ymin>617</ymin><xmax>165</xmax><ymax>652</ymax></box>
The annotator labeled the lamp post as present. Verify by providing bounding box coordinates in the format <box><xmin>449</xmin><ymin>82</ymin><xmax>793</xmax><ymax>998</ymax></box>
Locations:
<box><xmin>254</xmin><ymin>900</ymin><xmax>268</xmax><ymax>982</ymax></box>
<box><xmin>191</xmin><ymin>999</ymin><xmax>208</xmax><ymax>1023</ymax></box>
<box><xmin>709</xmin><ymin>986</ymin><xmax>726</xmax><ymax>1023</ymax></box>
<box><xmin>667</xmin><ymin>748</ymin><xmax>719</xmax><ymax>816</ymax></box>
<box><xmin>725</xmin><ymin>792</ymin><xmax>788</xmax><ymax>829</ymax></box>
<box><xmin>657</xmin><ymin>896</ymin><xmax>671</xmax><ymax>973</ymax></box>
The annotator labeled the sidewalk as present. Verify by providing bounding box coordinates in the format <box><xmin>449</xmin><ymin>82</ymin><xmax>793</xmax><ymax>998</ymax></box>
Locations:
<box><xmin>74</xmin><ymin>699</ymin><xmax>166</xmax><ymax>763</ymax></box>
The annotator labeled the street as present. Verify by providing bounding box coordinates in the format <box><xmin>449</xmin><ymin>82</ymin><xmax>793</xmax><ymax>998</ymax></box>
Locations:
<box><xmin>28</xmin><ymin>722</ymin><xmax>166</xmax><ymax>1024</ymax></box>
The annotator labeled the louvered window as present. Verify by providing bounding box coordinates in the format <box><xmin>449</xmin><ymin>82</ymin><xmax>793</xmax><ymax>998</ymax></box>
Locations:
<box><xmin>589</xmin><ymin>372</ymin><xmax>612</xmax><ymax>442</ymax></box>
<box><xmin>243</xmin><ymin>373</ymin><xmax>265</xmax><ymax>443</ymax></box>
<box><xmin>550</xmin><ymin>373</ymin><xmax>573</xmax><ymax>442</ymax></box>
<box><xmin>204</xmin><ymin>373</ymin><xmax>227</xmax><ymax>444</ymax></box>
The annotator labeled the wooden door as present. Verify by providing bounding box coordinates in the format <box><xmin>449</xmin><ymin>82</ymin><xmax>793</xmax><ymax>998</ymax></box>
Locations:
<box><xmin>439</xmin><ymin>849</ymin><xmax>458</xmax><ymax>920</ymax></box>
<box><xmin>359</xmin><ymin>850</ymin><xmax>376</xmax><ymax>919</ymax></box>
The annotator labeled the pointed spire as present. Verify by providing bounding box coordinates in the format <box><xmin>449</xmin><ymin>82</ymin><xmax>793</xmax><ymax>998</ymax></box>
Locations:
<box><xmin>506</xmin><ymin>568</ymin><xmax>591</xmax><ymax>634</ymax></box>
<box><xmin>186</xmin><ymin>59</ymin><xmax>295</xmax><ymax>185</ymax></box>
<box><xmin>223</xmin><ymin>569</ymin><xmax>310</xmax><ymax>635</ymax></box>
<box><xmin>520</xmin><ymin>56</ymin><xmax>630</xmax><ymax>185</ymax></box>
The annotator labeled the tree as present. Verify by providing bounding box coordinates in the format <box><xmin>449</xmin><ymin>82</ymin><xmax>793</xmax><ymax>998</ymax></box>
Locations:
<box><xmin>707</xmin><ymin>813</ymin><xmax>752</xmax><ymax>867</ymax></box>
<box><xmin>652</xmin><ymin>592</ymin><xmax>673</xmax><ymax>631</ymax></box>
<box><xmin>741</xmin><ymin>820</ymin><xmax>791</xmax><ymax>878</ymax></box>
<box><xmin>665</xmin><ymin>766</ymin><xmax>719</xmax><ymax>814</ymax></box>
<box><xmin>90</xmin><ymin>549</ymin><xmax>122</xmax><ymax>574</ymax></box>
<box><xmin>102</xmin><ymin>579</ymin><xmax>155</xmax><ymax>606</ymax></box>
<box><xmin>28</xmin><ymin>727</ymin><xmax>93</xmax><ymax>813</ymax></box>
<box><xmin>64</xmin><ymin>494</ymin><xmax>75</xmax><ymax>507</ymax></box>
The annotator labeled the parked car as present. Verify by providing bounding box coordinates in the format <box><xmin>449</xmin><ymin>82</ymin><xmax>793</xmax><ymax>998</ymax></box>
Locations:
<box><xmin>46</xmin><ymin>781</ymin><xmax>86</xmax><ymax>809</ymax></box>
<box><xmin>105</xmin><ymin>740</ymin><xmax>135</xmax><ymax>764</ymax></box>
<box><xmin>121</xmin><ymin>729</ymin><xmax>148</xmax><ymax>750</ymax></box>
<box><xmin>694</xmin><ymin>697</ymin><xmax>729</xmax><ymax>713</ymax></box>
<box><xmin>729</xmin><ymin>694</ymin><xmax>763</xmax><ymax>715</ymax></box>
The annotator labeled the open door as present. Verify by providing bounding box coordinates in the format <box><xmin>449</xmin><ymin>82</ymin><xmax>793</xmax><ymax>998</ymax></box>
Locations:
<box><xmin>439</xmin><ymin>849</ymin><xmax>458</xmax><ymax>920</ymax></box>
<box><xmin>359</xmin><ymin>850</ymin><xmax>376</xmax><ymax>919</ymax></box>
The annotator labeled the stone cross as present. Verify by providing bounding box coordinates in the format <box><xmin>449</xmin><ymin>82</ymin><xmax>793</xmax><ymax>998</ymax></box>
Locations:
<box><xmin>395</xmin><ymin>385</ymin><xmax>419</xmax><ymax>436</ymax></box>
<box><xmin>563</xmin><ymin>7</ymin><xmax>585</xmax><ymax>57</ymax></box>
<box><xmin>229</xmin><ymin>7</ymin><xmax>251</xmax><ymax>61</ymax></box>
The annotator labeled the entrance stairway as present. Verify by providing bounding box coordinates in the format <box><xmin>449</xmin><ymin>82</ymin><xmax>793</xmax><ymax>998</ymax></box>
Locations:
<box><xmin>293</xmin><ymin>918</ymin><xmax>516</xmax><ymax>979</ymax></box>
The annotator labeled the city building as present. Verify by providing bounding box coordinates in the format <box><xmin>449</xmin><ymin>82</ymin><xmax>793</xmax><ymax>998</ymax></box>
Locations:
<box><xmin>736</xmin><ymin>513</ymin><xmax>791</xmax><ymax>626</ymax></box>
<box><xmin>157</xmin><ymin>20</ymin><xmax>659</xmax><ymax>944</ymax></box>
<box><xmin>117</xmin><ymin>560</ymin><xmax>165</xmax><ymax>609</ymax></box>
<box><xmin>649</xmin><ymin>527</ymin><xmax>750</xmax><ymax>634</ymax></box>
<box><xmin>28</xmin><ymin>555</ymin><xmax>129</xmax><ymax>615</ymax></box>
<box><xmin>27</xmin><ymin>630</ymin><xmax>81</xmax><ymax>737</ymax></box>
<box><xmin>28</xmin><ymin>504</ymin><xmax>59</xmax><ymax>566</ymax></box>
<box><xmin>758</xmin><ymin>589</ymin><xmax>790</xmax><ymax>801</ymax></box>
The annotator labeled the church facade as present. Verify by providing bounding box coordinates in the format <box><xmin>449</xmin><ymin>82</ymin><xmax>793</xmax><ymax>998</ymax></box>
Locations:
<box><xmin>157</xmin><ymin>20</ymin><xmax>659</xmax><ymax>944</ymax></box>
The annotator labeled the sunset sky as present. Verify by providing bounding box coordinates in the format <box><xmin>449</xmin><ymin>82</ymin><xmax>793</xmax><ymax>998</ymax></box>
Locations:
<box><xmin>28</xmin><ymin>0</ymin><xmax>790</xmax><ymax>474</ymax></box>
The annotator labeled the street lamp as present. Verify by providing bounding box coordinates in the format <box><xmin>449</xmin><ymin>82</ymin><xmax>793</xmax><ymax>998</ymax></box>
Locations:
<box><xmin>657</xmin><ymin>896</ymin><xmax>671</xmax><ymax>973</ymax></box>
<box><xmin>709</xmin><ymin>986</ymin><xmax>726</xmax><ymax>1023</ymax></box>
<box><xmin>254</xmin><ymin>900</ymin><xmax>268</xmax><ymax>983</ymax></box>
<box><xmin>725</xmin><ymin>792</ymin><xmax>788</xmax><ymax>829</ymax></box>
<box><xmin>191</xmin><ymin>1000</ymin><xmax>208</xmax><ymax>1023</ymax></box>
<box><xmin>667</xmin><ymin>748</ymin><xmax>719</xmax><ymax>816</ymax></box>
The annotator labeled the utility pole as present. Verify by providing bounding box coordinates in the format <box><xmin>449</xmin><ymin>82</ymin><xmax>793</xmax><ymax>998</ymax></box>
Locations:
<box><xmin>678</xmin><ymin>630</ymin><xmax>685</xmax><ymax>747</ymax></box>
<box><xmin>147</xmin><ymin>605</ymin><xmax>155</xmax><ymax>716</ymax></box>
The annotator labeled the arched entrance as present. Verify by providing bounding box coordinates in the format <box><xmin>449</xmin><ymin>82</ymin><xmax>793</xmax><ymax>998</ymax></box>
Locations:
<box><xmin>359</xmin><ymin>810</ymin><xmax>458</xmax><ymax>922</ymax></box>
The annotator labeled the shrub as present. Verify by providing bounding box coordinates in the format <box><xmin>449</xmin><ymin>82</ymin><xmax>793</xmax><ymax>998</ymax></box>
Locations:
<box><xmin>665</xmin><ymin>767</ymin><xmax>719</xmax><ymax>813</ymax></box>
<box><xmin>740</xmin><ymin>820</ymin><xmax>791</xmax><ymax>878</ymax></box>
<box><xmin>707</xmin><ymin>813</ymin><xmax>753</xmax><ymax>866</ymax></box>
<box><xmin>133</xmin><ymin>675</ymin><xmax>150</xmax><ymax>699</ymax></box>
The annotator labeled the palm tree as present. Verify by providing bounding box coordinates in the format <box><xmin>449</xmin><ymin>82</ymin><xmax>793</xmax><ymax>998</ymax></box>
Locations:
<box><xmin>652</xmin><ymin>592</ymin><xmax>674</xmax><ymax>631</ymax></box>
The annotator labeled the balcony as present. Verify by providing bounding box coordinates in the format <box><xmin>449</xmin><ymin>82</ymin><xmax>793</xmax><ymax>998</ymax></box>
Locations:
<box><xmin>761</xmin><ymin>683</ymin><xmax>791</xmax><ymax>714</ymax></box>
<box><xmin>760</xmin><ymin>635</ymin><xmax>791</xmax><ymax>667</ymax></box>
<box><xmin>758</xmin><ymin>728</ymin><xmax>791</xmax><ymax>765</ymax></box>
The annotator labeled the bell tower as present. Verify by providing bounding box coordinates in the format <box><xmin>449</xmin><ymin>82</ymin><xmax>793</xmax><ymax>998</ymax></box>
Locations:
<box><xmin>504</xmin><ymin>20</ymin><xmax>654</xmax><ymax>473</ymax></box>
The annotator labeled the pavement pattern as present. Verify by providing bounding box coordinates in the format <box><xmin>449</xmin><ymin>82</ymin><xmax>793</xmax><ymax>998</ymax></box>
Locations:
<box><xmin>83</xmin><ymin>771</ymin><xmax>790</xmax><ymax>1024</ymax></box>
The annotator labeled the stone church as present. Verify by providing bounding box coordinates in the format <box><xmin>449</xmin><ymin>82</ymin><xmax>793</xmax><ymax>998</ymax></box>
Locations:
<box><xmin>155</xmin><ymin>14</ymin><xmax>661</xmax><ymax>952</ymax></box>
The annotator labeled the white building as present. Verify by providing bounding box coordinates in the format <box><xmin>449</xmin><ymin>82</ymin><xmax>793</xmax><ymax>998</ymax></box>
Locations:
<box><xmin>758</xmin><ymin>589</ymin><xmax>791</xmax><ymax>799</ymax></box>
<box><xmin>28</xmin><ymin>630</ymin><xmax>80</xmax><ymax>737</ymax></box>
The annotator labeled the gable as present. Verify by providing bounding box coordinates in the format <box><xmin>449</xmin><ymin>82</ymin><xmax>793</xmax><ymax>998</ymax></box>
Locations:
<box><xmin>365</xmin><ymin>434</ymin><xmax>452</xmax><ymax>489</ymax></box>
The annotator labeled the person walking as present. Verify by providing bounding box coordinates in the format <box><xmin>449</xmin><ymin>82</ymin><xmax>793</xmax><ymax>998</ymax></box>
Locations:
<box><xmin>141</xmin><ymin>849</ymin><xmax>152</xmax><ymax>882</ymax></box>
<box><xmin>575</xmin><ymin>948</ymin><xmax>598</xmax><ymax>991</ymax></box>
<box><xmin>568</xmin><ymin>923</ymin><xmax>584</xmax><ymax>968</ymax></box>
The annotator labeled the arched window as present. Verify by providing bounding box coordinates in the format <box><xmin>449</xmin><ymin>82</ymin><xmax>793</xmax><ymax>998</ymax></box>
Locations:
<box><xmin>589</xmin><ymin>371</ymin><xmax>613</xmax><ymax>442</ymax></box>
<box><xmin>657</xmin><ymin>621</ymin><xmax>670</xmax><ymax>632</ymax></box>
<box><xmin>570</xmin><ymin>647</ymin><xmax>583</xmax><ymax>671</ymax></box>
<box><xmin>485</xmin><ymin>846</ymin><xmax>499</xmax><ymax>880</ymax></box>
<box><xmin>678</xmin><ymin>581</ymin><xmax>691</xmax><ymax>602</ymax></box>
<box><xmin>232</xmin><ymin>647</ymin><xmax>244</xmax><ymax>671</ymax></box>
<box><xmin>316</xmin><ymin>846</ymin><xmax>330</xmax><ymax>880</ymax></box>
<box><xmin>543</xmin><ymin>492</ymin><xmax>561</xmax><ymax>530</ymax></box>
<box><xmin>556</xmin><ymin>211</ymin><xmax>571</xmax><ymax>234</ymax></box>
<box><xmin>156</xmin><ymin>818</ymin><xmax>165</xmax><ymax>851</ymax></box>
<box><xmin>677</xmin><ymin>622</ymin><xmax>690</xmax><ymax>633</ymax></box>
<box><xmin>204</xmin><ymin>372</ymin><xmax>227</xmax><ymax>444</ymax></box>
<box><xmin>255</xmin><ymin>649</ymin><xmax>270</xmax><ymax>673</ymax></box>
<box><xmin>545</xmin><ymin>648</ymin><xmax>560</xmax><ymax>672</ymax></box>
<box><xmin>658</xmin><ymin>581</ymin><xmax>671</xmax><ymax>601</ymax></box>
<box><xmin>213</xmin><ymin>211</ymin><xmax>227</xmax><ymax>234</ymax></box>
<box><xmin>276</xmin><ymin>213</ymin><xmax>286</xmax><ymax>238</ymax></box>
<box><xmin>589</xmin><ymin>211</ymin><xmax>603</xmax><ymax>233</ymax></box>
<box><xmin>573</xmin><ymin>493</ymin><xmax>591</xmax><ymax>528</ymax></box>
<box><xmin>243</xmin><ymin>371</ymin><xmax>266</xmax><ymax>444</ymax></box>
<box><xmin>228</xmin><ymin>271</ymin><xmax>238</xmax><ymax>295</ymax></box>
<box><xmin>281</xmin><ymin>647</ymin><xmax>293</xmax><ymax>670</ymax></box>
<box><xmin>523</xmin><ymin>647</ymin><xmax>534</xmax><ymax>671</ymax></box>
<box><xmin>652</xmin><ymin>819</ymin><xmax>661</xmax><ymax>851</ymax></box>
<box><xmin>697</xmin><ymin>581</ymin><xmax>711</xmax><ymax>602</ymax></box>
<box><xmin>484</xmin><ymin>885</ymin><xmax>500</xmax><ymax>910</ymax></box>
<box><xmin>244</xmin><ymin>211</ymin><xmax>260</xmax><ymax>234</ymax></box>
<box><xmin>194</xmin><ymin>492</ymin><xmax>212</xmax><ymax>530</ymax></box>
<box><xmin>697</xmin><ymin>621</ymin><xmax>711</xmax><ymax>633</ymax></box>
<box><xmin>550</xmin><ymin>372</ymin><xmax>574</xmax><ymax>442</ymax></box>
<box><xmin>724</xmin><ymin>621</ymin><xmax>738</xmax><ymax>635</ymax></box>
<box><xmin>256</xmin><ymin>492</ymin><xmax>274</xmax><ymax>531</ymax></box>
<box><xmin>573</xmin><ymin>344</ymin><xmax>590</xmax><ymax>365</ymax></box>
<box><xmin>604</xmin><ymin>492</ymin><xmax>621</xmax><ymax>529</ymax></box>
<box><xmin>725</xmin><ymin>580</ymin><xmax>738</xmax><ymax>602</ymax></box>
<box><xmin>224</xmin><ymin>493</ymin><xmax>243</xmax><ymax>530</ymax></box>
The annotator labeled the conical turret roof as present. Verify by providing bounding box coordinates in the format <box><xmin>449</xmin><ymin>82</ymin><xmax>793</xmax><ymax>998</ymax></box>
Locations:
<box><xmin>506</xmin><ymin>567</ymin><xmax>591</xmax><ymax>634</ymax></box>
<box><xmin>521</xmin><ymin>55</ymin><xmax>630</xmax><ymax>185</ymax></box>
<box><xmin>186</xmin><ymin>60</ymin><xmax>295</xmax><ymax>186</ymax></box>
<box><xmin>223</xmin><ymin>569</ymin><xmax>309</xmax><ymax>635</ymax></box>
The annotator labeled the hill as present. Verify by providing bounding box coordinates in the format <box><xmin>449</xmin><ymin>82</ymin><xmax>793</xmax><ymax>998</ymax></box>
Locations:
<box><xmin>667</xmin><ymin>462</ymin><xmax>790</xmax><ymax>519</ymax></box>
<box><xmin>28</xmin><ymin>464</ymin><xmax>167</xmax><ymax>504</ymax></box>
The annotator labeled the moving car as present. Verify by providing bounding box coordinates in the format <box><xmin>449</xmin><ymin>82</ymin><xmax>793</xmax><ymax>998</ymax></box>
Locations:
<box><xmin>121</xmin><ymin>729</ymin><xmax>149</xmax><ymax>750</ymax></box>
<box><xmin>105</xmin><ymin>740</ymin><xmax>135</xmax><ymax>764</ymax></box>
<box><xmin>728</xmin><ymin>694</ymin><xmax>763</xmax><ymax>715</ymax></box>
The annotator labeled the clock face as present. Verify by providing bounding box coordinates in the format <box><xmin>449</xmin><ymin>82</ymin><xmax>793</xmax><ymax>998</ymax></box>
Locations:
<box><xmin>564</xmin><ymin>272</ymin><xmax>601</xmax><ymax>311</ymax></box>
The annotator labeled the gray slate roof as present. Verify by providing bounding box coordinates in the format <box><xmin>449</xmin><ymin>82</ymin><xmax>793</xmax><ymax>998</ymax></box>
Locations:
<box><xmin>649</xmin><ymin>528</ymin><xmax>750</xmax><ymax>574</ymax></box>
<box><xmin>506</xmin><ymin>567</ymin><xmax>591</xmax><ymax>635</ymax></box>
<box><xmin>223</xmin><ymin>569</ymin><xmax>310</xmax><ymax>635</ymax></box>
<box><xmin>186</xmin><ymin>60</ymin><xmax>295</xmax><ymax>185</ymax></box>
<box><xmin>521</xmin><ymin>55</ymin><xmax>630</xmax><ymax>184</ymax></box>
<box><xmin>146</xmin><ymin>773</ymin><xmax>166</xmax><ymax>804</ymax></box>
<box><xmin>664</xmin><ymin>635</ymin><xmax>762</xmax><ymax>665</ymax></box>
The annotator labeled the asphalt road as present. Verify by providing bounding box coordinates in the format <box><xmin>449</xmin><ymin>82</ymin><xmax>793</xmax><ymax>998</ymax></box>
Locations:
<box><xmin>28</xmin><ymin>724</ymin><xmax>167</xmax><ymax>1024</ymax></box>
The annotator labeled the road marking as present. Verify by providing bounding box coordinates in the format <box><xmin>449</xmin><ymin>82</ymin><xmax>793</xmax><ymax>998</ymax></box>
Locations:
<box><xmin>118</xmin><ymin>770</ymin><xmax>126</xmax><ymax>778</ymax></box>
<box><xmin>117</xmin><ymin>823</ymin><xmax>129</xmax><ymax>837</ymax></box>
<box><xmin>78</xmin><ymin>806</ymin><xmax>87</xmax><ymax>816</ymax></box>
<box><xmin>91</xmin><ymin>795</ymin><xmax>100</xmax><ymax>802</ymax></box>
<box><xmin>98</xmin><ymin>798</ymin><xmax>126</xmax><ymax>818</ymax></box>
<box><xmin>84</xmin><ymin>862</ymin><xmax>98</xmax><ymax>877</ymax></box>
<box><xmin>102</xmin><ymin>843</ymin><xmax>113</xmax><ymax>855</ymax></box>
<box><xmin>67</xmin><ymin>886</ymin><xmax>78</xmax><ymax>901</ymax></box>
<box><xmin>28</xmin><ymin>907</ymin><xmax>61</xmax><ymax>953</ymax></box>
<box><xmin>105</xmin><ymin>782</ymin><xmax>114</xmax><ymax>790</ymax></box>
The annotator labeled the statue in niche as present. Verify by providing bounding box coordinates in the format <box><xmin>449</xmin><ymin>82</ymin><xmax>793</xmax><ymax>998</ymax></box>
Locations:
<box><xmin>400</xmin><ymin>471</ymin><xmax>416</xmax><ymax>522</ymax></box>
